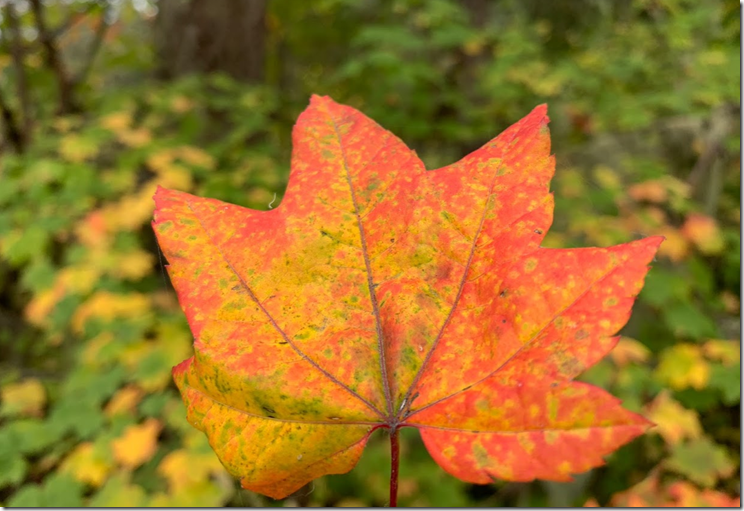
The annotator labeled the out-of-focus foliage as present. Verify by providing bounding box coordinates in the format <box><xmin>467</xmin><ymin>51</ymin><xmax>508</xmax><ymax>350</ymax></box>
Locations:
<box><xmin>0</xmin><ymin>0</ymin><xmax>739</xmax><ymax>507</ymax></box>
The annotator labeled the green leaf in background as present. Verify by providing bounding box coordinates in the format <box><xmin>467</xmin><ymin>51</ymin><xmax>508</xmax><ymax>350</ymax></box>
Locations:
<box><xmin>665</xmin><ymin>437</ymin><xmax>736</xmax><ymax>487</ymax></box>
<box><xmin>7</xmin><ymin>473</ymin><xmax>84</xmax><ymax>507</ymax></box>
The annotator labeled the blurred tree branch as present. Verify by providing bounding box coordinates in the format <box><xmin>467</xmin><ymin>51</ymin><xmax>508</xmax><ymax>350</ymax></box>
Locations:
<box><xmin>29</xmin><ymin>0</ymin><xmax>80</xmax><ymax>114</ymax></box>
<box><xmin>0</xmin><ymin>86</ymin><xmax>24</xmax><ymax>153</ymax></box>
<box><xmin>4</xmin><ymin>1</ymin><xmax>32</xmax><ymax>148</ymax></box>
<box><xmin>73</xmin><ymin>3</ymin><xmax>111</xmax><ymax>85</ymax></box>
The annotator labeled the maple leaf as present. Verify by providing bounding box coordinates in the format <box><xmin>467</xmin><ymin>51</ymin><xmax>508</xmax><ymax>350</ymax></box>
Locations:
<box><xmin>153</xmin><ymin>96</ymin><xmax>662</xmax><ymax>503</ymax></box>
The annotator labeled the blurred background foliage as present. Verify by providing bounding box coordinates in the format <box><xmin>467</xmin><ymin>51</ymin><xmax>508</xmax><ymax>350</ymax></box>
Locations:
<box><xmin>0</xmin><ymin>0</ymin><xmax>739</xmax><ymax>507</ymax></box>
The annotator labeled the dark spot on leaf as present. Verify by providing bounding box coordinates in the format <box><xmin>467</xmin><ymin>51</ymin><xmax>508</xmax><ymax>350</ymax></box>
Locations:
<box><xmin>500</xmin><ymin>289</ymin><xmax>508</xmax><ymax>298</ymax></box>
<box><xmin>534</xmin><ymin>229</ymin><xmax>543</xmax><ymax>234</ymax></box>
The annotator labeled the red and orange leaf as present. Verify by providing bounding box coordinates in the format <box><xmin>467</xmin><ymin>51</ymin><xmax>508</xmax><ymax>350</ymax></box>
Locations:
<box><xmin>152</xmin><ymin>95</ymin><xmax>661</xmax><ymax>499</ymax></box>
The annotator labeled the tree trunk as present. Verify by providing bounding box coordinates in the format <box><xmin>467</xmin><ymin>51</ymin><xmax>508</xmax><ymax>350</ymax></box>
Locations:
<box><xmin>155</xmin><ymin>0</ymin><xmax>267</xmax><ymax>83</ymax></box>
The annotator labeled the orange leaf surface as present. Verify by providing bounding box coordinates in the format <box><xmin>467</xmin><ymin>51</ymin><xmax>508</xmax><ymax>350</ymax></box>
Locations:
<box><xmin>153</xmin><ymin>96</ymin><xmax>661</xmax><ymax>499</ymax></box>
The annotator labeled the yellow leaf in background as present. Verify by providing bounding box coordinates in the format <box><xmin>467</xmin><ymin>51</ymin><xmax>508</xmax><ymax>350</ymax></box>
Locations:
<box><xmin>0</xmin><ymin>378</ymin><xmax>46</xmax><ymax>417</ymax></box>
<box><xmin>25</xmin><ymin>288</ymin><xmax>59</xmax><ymax>327</ymax></box>
<box><xmin>158</xmin><ymin>447</ymin><xmax>227</xmax><ymax>492</ymax></box>
<box><xmin>101</xmin><ymin>111</ymin><xmax>132</xmax><ymax>133</ymax></box>
<box><xmin>656</xmin><ymin>344</ymin><xmax>710</xmax><ymax>390</ymax></box>
<box><xmin>62</xmin><ymin>266</ymin><xmax>101</xmax><ymax>294</ymax></box>
<box><xmin>702</xmin><ymin>339</ymin><xmax>740</xmax><ymax>365</ymax></box>
<box><xmin>147</xmin><ymin>150</ymin><xmax>175</xmax><ymax>174</ymax></box>
<box><xmin>72</xmin><ymin>291</ymin><xmax>151</xmax><ymax>333</ymax></box>
<box><xmin>86</xmin><ymin>248</ymin><xmax>154</xmax><ymax>280</ymax></box>
<box><xmin>60</xmin><ymin>442</ymin><xmax>113</xmax><ymax>487</ymax></box>
<box><xmin>104</xmin><ymin>186</ymin><xmax>157</xmax><ymax>232</ymax></box>
<box><xmin>105</xmin><ymin>385</ymin><xmax>144</xmax><ymax>418</ymax></box>
<box><xmin>645</xmin><ymin>391</ymin><xmax>702</xmax><ymax>446</ymax></box>
<box><xmin>177</xmin><ymin>146</ymin><xmax>215</xmax><ymax>170</ymax></box>
<box><xmin>655</xmin><ymin>226</ymin><xmax>689</xmax><ymax>262</ymax></box>
<box><xmin>59</xmin><ymin>133</ymin><xmax>99</xmax><ymax>163</ymax></box>
<box><xmin>112</xmin><ymin>418</ymin><xmax>162</xmax><ymax>470</ymax></box>
<box><xmin>681</xmin><ymin>213</ymin><xmax>725</xmax><ymax>255</ymax></box>
<box><xmin>158</xmin><ymin>165</ymin><xmax>193</xmax><ymax>191</ymax></box>
<box><xmin>26</xmin><ymin>264</ymin><xmax>102</xmax><ymax>327</ymax></box>
<box><xmin>170</xmin><ymin>95</ymin><xmax>193</xmax><ymax>113</ymax></box>
<box><xmin>593</xmin><ymin>165</ymin><xmax>621</xmax><ymax>190</ymax></box>
<box><xmin>610</xmin><ymin>337</ymin><xmax>651</xmax><ymax>366</ymax></box>
<box><xmin>118</xmin><ymin>127</ymin><xmax>152</xmax><ymax>148</ymax></box>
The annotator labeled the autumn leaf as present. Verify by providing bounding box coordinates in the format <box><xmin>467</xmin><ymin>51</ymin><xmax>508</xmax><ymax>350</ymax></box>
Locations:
<box><xmin>60</xmin><ymin>441</ymin><xmax>113</xmax><ymax>487</ymax></box>
<box><xmin>645</xmin><ymin>391</ymin><xmax>702</xmax><ymax>446</ymax></box>
<box><xmin>681</xmin><ymin>213</ymin><xmax>724</xmax><ymax>255</ymax></box>
<box><xmin>111</xmin><ymin>418</ymin><xmax>162</xmax><ymax>470</ymax></box>
<box><xmin>599</xmin><ymin>470</ymin><xmax>740</xmax><ymax>507</ymax></box>
<box><xmin>1</xmin><ymin>378</ymin><xmax>47</xmax><ymax>418</ymax></box>
<box><xmin>153</xmin><ymin>96</ymin><xmax>661</xmax><ymax>501</ymax></box>
<box><xmin>665</xmin><ymin>437</ymin><xmax>735</xmax><ymax>487</ymax></box>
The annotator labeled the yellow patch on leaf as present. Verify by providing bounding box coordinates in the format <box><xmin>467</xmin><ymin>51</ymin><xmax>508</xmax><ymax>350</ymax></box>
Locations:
<box><xmin>112</xmin><ymin>418</ymin><xmax>162</xmax><ymax>469</ymax></box>
<box><xmin>1</xmin><ymin>378</ymin><xmax>46</xmax><ymax>417</ymax></box>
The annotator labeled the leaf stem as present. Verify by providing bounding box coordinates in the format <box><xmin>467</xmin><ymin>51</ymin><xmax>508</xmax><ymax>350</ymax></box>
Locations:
<box><xmin>389</xmin><ymin>426</ymin><xmax>400</xmax><ymax>507</ymax></box>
